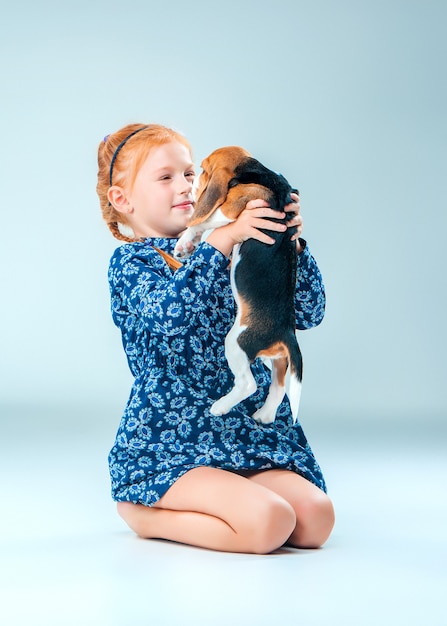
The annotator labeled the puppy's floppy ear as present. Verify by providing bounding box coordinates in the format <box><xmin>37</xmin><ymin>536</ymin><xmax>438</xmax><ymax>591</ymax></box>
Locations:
<box><xmin>189</xmin><ymin>168</ymin><xmax>231</xmax><ymax>225</ymax></box>
<box><xmin>198</xmin><ymin>171</ymin><xmax>228</xmax><ymax>212</ymax></box>
<box><xmin>188</xmin><ymin>146</ymin><xmax>251</xmax><ymax>226</ymax></box>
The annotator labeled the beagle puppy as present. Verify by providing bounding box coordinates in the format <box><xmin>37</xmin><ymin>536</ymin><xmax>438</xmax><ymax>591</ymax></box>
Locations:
<box><xmin>174</xmin><ymin>146</ymin><xmax>302</xmax><ymax>424</ymax></box>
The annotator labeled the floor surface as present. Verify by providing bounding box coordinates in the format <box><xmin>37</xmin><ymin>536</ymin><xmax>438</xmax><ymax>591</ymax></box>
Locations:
<box><xmin>1</xmin><ymin>406</ymin><xmax>446</xmax><ymax>626</ymax></box>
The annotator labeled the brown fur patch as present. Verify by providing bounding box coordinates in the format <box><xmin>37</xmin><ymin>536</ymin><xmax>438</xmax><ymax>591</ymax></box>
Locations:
<box><xmin>257</xmin><ymin>341</ymin><xmax>289</xmax><ymax>360</ymax></box>
<box><xmin>272</xmin><ymin>357</ymin><xmax>288</xmax><ymax>388</ymax></box>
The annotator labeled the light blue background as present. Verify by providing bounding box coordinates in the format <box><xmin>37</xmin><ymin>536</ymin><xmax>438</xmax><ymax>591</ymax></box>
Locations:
<box><xmin>1</xmin><ymin>0</ymin><xmax>446</xmax><ymax>424</ymax></box>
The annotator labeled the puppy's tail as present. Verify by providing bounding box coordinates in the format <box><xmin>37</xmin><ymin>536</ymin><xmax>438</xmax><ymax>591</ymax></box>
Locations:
<box><xmin>286</xmin><ymin>332</ymin><xmax>303</xmax><ymax>423</ymax></box>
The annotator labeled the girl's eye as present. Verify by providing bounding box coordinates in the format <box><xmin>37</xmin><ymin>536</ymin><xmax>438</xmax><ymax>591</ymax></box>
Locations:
<box><xmin>186</xmin><ymin>172</ymin><xmax>195</xmax><ymax>179</ymax></box>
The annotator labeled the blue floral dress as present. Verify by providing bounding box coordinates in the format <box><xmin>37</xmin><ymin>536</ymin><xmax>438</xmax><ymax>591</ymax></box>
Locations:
<box><xmin>108</xmin><ymin>237</ymin><xmax>327</xmax><ymax>506</ymax></box>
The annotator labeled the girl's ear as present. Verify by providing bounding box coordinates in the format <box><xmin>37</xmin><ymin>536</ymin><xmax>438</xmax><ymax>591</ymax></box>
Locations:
<box><xmin>107</xmin><ymin>186</ymin><xmax>133</xmax><ymax>214</ymax></box>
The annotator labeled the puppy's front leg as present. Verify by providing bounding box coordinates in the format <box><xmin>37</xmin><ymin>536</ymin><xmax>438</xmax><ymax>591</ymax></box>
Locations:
<box><xmin>174</xmin><ymin>209</ymin><xmax>235</xmax><ymax>259</ymax></box>
<box><xmin>174</xmin><ymin>225</ymin><xmax>205</xmax><ymax>259</ymax></box>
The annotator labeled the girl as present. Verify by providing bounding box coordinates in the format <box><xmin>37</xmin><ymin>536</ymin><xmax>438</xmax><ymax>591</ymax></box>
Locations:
<box><xmin>97</xmin><ymin>123</ymin><xmax>335</xmax><ymax>554</ymax></box>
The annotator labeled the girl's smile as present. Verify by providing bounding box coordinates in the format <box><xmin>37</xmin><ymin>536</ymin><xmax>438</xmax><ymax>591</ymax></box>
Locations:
<box><xmin>173</xmin><ymin>200</ymin><xmax>194</xmax><ymax>210</ymax></box>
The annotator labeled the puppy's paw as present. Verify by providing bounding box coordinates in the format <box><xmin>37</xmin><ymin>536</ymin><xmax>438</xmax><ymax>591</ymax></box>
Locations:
<box><xmin>174</xmin><ymin>240</ymin><xmax>195</xmax><ymax>259</ymax></box>
<box><xmin>252</xmin><ymin>406</ymin><xmax>275</xmax><ymax>424</ymax></box>
<box><xmin>174</xmin><ymin>229</ymin><xmax>201</xmax><ymax>259</ymax></box>
<box><xmin>210</xmin><ymin>398</ymin><xmax>232</xmax><ymax>416</ymax></box>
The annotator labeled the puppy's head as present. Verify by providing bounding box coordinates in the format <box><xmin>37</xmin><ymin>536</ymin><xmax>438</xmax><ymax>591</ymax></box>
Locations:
<box><xmin>189</xmin><ymin>146</ymin><xmax>251</xmax><ymax>225</ymax></box>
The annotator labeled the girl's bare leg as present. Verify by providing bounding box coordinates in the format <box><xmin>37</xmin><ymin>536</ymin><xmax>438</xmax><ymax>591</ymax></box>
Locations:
<box><xmin>247</xmin><ymin>469</ymin><xmax>335</xmax><ymax>548</ymax></box>
<box><xmin>117</xmin><ymin>467</ymin><xmax>296</xmax><ymax>554</ymax></box>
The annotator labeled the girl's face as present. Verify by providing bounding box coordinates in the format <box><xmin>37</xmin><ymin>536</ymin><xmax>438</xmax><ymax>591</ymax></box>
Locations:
<box><xmin>125</xmin><ymin>141</ymin><xmax>195</xmax><ymax>238</ymax></box>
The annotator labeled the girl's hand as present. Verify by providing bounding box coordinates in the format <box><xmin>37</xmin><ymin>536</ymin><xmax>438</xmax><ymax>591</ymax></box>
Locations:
<box><xmin>206</xmin><ymin>199</ymin><xmax>289</xmax><ymax>257</ymax></box>
<box><xmin>285</xmin><ymin>192</ymin><xmax>304</xmax><ymax>253</ymax></box>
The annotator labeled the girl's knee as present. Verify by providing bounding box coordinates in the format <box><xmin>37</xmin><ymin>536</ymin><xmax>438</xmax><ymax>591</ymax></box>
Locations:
<box><xmin>249</xmin><ymin>497</ymin><xmax>296</xmax><ymax>554</ymax></box>
<box><xmin>291</xmin><ymin>492</ymin><xmax>335</xmax><ymax>549</ymax></box>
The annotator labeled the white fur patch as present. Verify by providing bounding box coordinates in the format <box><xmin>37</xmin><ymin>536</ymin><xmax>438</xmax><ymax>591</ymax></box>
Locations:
<box><xmin>174</xmin><ymin>208</ymin><xmax>235</xmax><ymax>259</ymax></box>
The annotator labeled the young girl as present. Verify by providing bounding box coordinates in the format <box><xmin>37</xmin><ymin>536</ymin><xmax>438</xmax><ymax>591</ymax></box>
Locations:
<box><xmin>97</xmin><ymin>123</ymin><xmax>335</xmax><ymax>554</ymax></box>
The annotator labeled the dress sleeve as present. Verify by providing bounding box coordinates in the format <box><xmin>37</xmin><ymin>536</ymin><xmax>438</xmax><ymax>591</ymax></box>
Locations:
<box><xmin>295</xmin><ymin>240</ymin><xmax>326</xmax><ymax>330</ymax></box>
<box><xmin>109</xmin><ymin>241</ymin><xmax>230</xmax><ymax>337</ymax></box>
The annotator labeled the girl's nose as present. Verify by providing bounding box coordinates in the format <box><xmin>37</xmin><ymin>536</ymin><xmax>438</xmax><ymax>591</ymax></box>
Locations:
<box><xmin>178</xmin><ymin>175</ymin><xmax>193</xmax><ymax>194</ymax></box>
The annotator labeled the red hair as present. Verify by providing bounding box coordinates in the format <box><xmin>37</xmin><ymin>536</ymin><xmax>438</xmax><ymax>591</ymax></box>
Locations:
<box><xmin>96</xmin><ymin>123</ymin><xmax>193</xmax><ymax>242</ymax></box>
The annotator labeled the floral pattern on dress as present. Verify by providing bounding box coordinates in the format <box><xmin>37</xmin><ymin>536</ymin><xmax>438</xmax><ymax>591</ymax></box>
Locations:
<box><xmin>108</xmin><ymin>237</ymin><xmax>327</xmax><ymax>506</ymax></box>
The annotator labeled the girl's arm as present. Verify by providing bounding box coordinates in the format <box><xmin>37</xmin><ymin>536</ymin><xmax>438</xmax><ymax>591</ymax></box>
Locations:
<box><xmin>282</xmin><ymin>193</ymin><xmax>325</xmax><ymax>329</ymax></box>
<box><xmin>110</xmin><ymin>205</ymin><xmax>288</xmax><ymax>337</ymax></box>
<box><xmin>109</xmin><ymin>242</ymin><xmax>229</xmax><ymax>337</ymax></box>
<box><xmin>295</xmin><ymin>239</ymin><xmax>326</xmax><ymax>330</ymax></box>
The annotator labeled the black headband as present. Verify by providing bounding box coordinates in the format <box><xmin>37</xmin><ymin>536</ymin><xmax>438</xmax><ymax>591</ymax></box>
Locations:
<box><xmin>108</xmin><ymin>126</ymin><xmax>148</xmax><ymax>186</ymax></box>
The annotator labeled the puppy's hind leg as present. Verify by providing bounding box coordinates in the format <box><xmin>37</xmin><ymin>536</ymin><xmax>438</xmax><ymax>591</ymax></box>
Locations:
<box><xmin>286</xmin><ymin>370</ymin><xmax>302</xmax><ymax>424</ymax></box>
<box><xmin>210</xmin><ymin>326</ymin><xmax>257</xmax><ymax>416</ymax></box>
<box><xmin>252</xmin><ymin>357</ymin><xmax>287</xmax><ymax>424</ymax></box>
